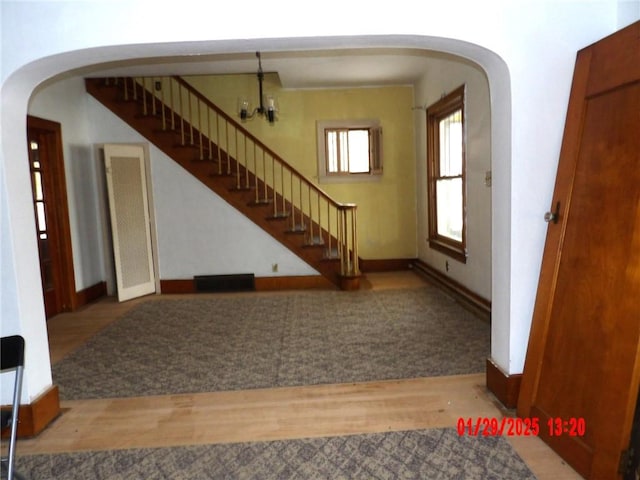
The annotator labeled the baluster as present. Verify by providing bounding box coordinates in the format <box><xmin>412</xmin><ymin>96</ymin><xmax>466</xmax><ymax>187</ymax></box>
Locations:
<box><xmin>198</xmin><ymin>99</ymin><xmax>203</xmax><ymax>160</ymax></box>
<box><xmin>151</xmin><ymin>78</ymin><xmax>156</xmax><ymax>116</ymax></box>
<box><xmin>351</xmin><ymin>206</ymin><xmax>359</xmax><ymax>274</ymax></box>
<box><xmin>254</xmin><ymin>144</ymin><xmax>259</xmax><ymax>203</ymax></box>
<box><xmin>262</xmin><ymin>150</ymin><xmax>268</xmax><ymax>203</ymax></box>
<box><xmin>188</xmin><ymin>92</ymin><xmax>194</xmax><ymax>145</ymax></box>
<box><xmin>338</xmin><ymin>208</ymin><xmax>345</xmax><ymax>273</ymax></box>
<box><xmin>160</xmin><ymin>78</ymin><xmax>166</xmax><ymax>130</ymax></box>
<box><xmin>244</xmin><ymin>136</ymin><xmax>249</xmax><ymax>188</ymax></box>
<box><xmin>279</xmin><ymin>163</ymin><xmax>285</xmax><ymax>217</ymax></box>
<box><xmin>308</xmin><ymin>184</ymin><xmax>313</xmax><ymax>244</ymax></box>
<box><xmin>206</xmin><ymin>109</ymin><xmax>212</xmax><ymax>159</ymax></box>
<box><xmin>317</xmin><ymin>194</ymin><xmax>322</xmax><ymax>245</ymax></box>
<box><xmin>290</xmin><ymin>171</ymin><xmax>295</xmax><ymax>231</ymax></box>
<box><xmin>337</xmin><ymin>204</ymin><xmax>341</xmax><ymax>257</ymax></box>
<box><xmin>179</xmin><ymin>85</ymin><xmax>185</xmax><ymax>146</ymax></box>
<box><xmin>169</xmin><ymin>80</ymin><xmax>175</xmax><ymax>130</ymax></box>
<box><xmin>235</xmin><ymin>127</ymin><xmax>241</xmax><ymax>189</ymax></box>
<box><xmin>272</xmin><ymin>155</ymin><xmax>277</xmax><ymax>216</ymax></box>
<box><xmin>299</xmin><ymin>177</ymin><xmax>304</xmax><ymax>231</ymax></box>
<box><xmin>348</xmin><ymin>211</ymin><xmax>353</xmax><ymax>273</ymax></box>
<box><xmin>140</xmin><ymin>78</ymin><xmax>147</xmax><ymax>116</ymax></box>
<box><xmin>226</xmin><ymin>121</ymin><xmax>231</xmax><ymax>174</ymax></box>
<box><xmin>327</xmin><ymin>200</ymin><xmax>332</xmax><ymax>258</ymax></box>
<box><xmin>216</xmin><ymin>115</ymin><xmax>221</xmax><ymax>174</ymax></box>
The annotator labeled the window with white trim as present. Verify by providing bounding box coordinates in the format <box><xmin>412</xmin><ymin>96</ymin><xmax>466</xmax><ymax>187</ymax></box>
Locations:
<box><xmin>317</xmin><ymin>120</ymin><xmax>382</xmax><ymax>183</ymax></box>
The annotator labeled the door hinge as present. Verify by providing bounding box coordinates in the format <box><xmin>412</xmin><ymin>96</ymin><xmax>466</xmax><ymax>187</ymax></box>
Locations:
<box><xmin>619</xmin><ymin>447</ymin><xmax>634</xmax><ymax>476</ymax></box>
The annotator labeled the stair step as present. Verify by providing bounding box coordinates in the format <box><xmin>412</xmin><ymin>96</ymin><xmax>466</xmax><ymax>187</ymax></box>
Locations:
<box><xmin>195</xmin><ymin>160</ymin><xmax>220</xmax><ymax>165</ymax></box>
<box><xmin>152</xmin><ymin>128</ymin><xmax>181</xmax><ymax>134</ymax></box>
<box><xmin>248</xmin><ymin>199</ymin><xmax>272</xmax><ymax>206</ymax></box>
<box><xmin>305</xmin><ymin>236</ymin><xmax>325</xmax><ymax>247</ymax></box>
<box><xmin>135</xmin><ymin>113</ymin><xmax>163</xmax><ymax>119</ymax></box>
<box><xmin>267</xmin><ymin>211</ymin><xmax>290</xmax><ymax>220</ymax></box>
<box><xmin>324</xmin><ymin>247</ymin><xmax>340</xmax><ymax>260</ymax></box>
<box><xmin>286</xmin><ymin>224</ymin><xmax>306</xmax><ymax>234</ymax></box>
<box><xmin>174</xmin><ymin>142</ymin><xmax>200</xmax><ymax>149</ymax></box>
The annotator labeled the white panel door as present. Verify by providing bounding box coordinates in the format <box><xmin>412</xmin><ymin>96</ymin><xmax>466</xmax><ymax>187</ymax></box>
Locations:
<box><xmin>104</xmin><ymin>144</ymin><xmax>156</xmax><ymax>302</ymax></box>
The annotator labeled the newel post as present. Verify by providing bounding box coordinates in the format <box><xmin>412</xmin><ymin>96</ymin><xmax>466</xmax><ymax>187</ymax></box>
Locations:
<box><xmin>338</xmin><ymin>203</ymin><xmax>361</xmax><ymax>290</ymax></box>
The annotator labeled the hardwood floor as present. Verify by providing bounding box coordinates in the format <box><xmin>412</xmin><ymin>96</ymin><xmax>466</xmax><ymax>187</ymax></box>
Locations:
<box><xmin>20</xmin><ymin>271</ymin><xmax>582</xmax><ymax>479</ymax></box>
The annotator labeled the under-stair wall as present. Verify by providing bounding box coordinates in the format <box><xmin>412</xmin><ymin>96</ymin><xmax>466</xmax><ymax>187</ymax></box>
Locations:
<box><xmin>85</xmin><ymin>76</ymin><xmax>361</xmax><ymax>290</ymax></box>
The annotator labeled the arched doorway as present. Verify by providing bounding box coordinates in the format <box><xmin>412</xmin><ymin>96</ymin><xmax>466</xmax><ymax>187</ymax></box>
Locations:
<box><xmin>1</xmin><ymin>35</ymin><xmax>511</xmax><ymax>416</ymax></box>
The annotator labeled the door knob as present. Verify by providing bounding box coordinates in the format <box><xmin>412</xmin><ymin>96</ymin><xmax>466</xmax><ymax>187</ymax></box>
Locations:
<box><xmin>544</xmin><ymin>201</ymin><xmax>560</xmax><ymax>224</ymax></box>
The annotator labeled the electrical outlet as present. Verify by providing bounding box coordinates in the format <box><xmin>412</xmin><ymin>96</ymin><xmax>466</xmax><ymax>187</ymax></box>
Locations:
<box><xmin>272</xmin><ymin>263</ymin><xmax>278</xmax><ymax>273</ymax></box>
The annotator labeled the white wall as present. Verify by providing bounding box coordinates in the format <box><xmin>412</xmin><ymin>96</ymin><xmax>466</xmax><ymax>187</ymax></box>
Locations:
<box><xmin>85</xmin><ymin>93</ymin><xmax>319</xmax><ymax>280</ymax></box>
<box><xmin>30</xmin><ymin>75</ymin><xmax>318</xmax><ymax>291</ymax></box>
<box><xmin>1</xmin><ymin>0</ymin><xmax>637</xmax><ymax>403</ymax></box>
<box><xmin>29</xmin><ymin>78</ymin><xmax>106</xmax><ymax>291</ymax></box>
<box><xmin>414</xmin><ymin>56</ymin><xmax>492</xmax><ymax>300</ymax></box>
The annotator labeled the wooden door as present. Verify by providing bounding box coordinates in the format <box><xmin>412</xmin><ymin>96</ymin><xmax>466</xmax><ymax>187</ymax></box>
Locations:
<box><xmin>103</xmin><ymin>144</ymin><xmax>156</xmax><ymax>302</ymax></box>
<box><xmin>26</xmin><ymin>116</ymin><xmax>77</xmax><ymax>318</ymax></box>
<box><xmin>518</xmin><ymin>21</ymin><xmax>640</xmax><ymax>479</ymax></box>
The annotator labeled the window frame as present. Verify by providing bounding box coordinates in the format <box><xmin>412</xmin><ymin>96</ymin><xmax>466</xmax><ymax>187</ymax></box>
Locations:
<box><xmin>316</xmin><ymin>119</ymin><xmax>382</xmax><ymax>184</ymax></box>
<box><xmin>426</xmin><ymin>85</ymin><xmax>467</xmax><ymax>263</ymax></box>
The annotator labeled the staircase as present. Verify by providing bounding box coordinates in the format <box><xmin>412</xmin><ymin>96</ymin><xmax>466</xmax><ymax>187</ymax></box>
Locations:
<box><xmin>85</xmin><ymin>76</ymin><xmax>361</xmax><ymax>290</ymax></box>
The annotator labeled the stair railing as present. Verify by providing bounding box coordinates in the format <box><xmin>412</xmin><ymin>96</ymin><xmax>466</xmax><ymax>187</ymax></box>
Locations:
<box><xmin>112</xmin><ymin>76</ymin><xmax>359</xmax><ymax>278</ymax></box>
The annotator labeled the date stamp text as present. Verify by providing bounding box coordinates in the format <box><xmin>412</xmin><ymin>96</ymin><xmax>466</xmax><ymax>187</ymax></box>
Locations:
<box><xmin>457</xmin><ymin>417</ymin><xmax>586</xmax><ymax>437</ymax></box>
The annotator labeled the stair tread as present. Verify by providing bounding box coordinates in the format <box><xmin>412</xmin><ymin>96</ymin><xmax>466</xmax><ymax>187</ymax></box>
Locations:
<box><xmin>267</xmin><ymin>212</ymin><xmax>291</xmax><ymax>220</ymax></box>
<box><xmin>248</xmin><ymin>199</ymin><xmax>272</xmax><ymax>206</ymax></box>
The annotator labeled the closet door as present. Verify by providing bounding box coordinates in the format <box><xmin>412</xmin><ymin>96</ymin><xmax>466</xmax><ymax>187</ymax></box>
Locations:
<box><xmin>518</xmin><ymin>21</ymin><xmax>640</xmax><ymax>480</ymax></box>
<box><xmin>104</xmin><ymin>144</ymin><xmax>156</xmax><ymax>302</ymax></box>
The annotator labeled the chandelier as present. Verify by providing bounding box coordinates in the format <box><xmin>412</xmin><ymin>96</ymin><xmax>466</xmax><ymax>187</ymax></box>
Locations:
<box><xmin>238</xmin><ymin>52</ymin><xmax>277</xmax><ymax>124</ymax></box>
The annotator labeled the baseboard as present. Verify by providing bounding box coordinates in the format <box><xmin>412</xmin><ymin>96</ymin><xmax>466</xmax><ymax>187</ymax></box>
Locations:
<box><xmin>161</xmin><ymin>276</ymin><xmax>334</xmax><ymax>293</ymax></box>
<box><xmin>485</xmin><ymin>357</ymin><xmax>522</xmax><ymax>409</ymax></box>
<box><xmin>411</xmin><ymin>259</ymin><xmax>491</xmax><ymax>319</ymax></box>
<box><xmin>160</xmin><ymin>279</ymin><xmax>196</xmax><ymax>293</ymax></box>
<box><xmin>1</xmin><ymin>385</ymin><xmax>61</xmax><ymax>438</ymax></box>
<box><xmin>359</xmin><ymin>258</ymin><xmax>416</xmax><ymax>272</ymax></box>
<box><xmin>75</xmin><ymin>281</ymin><xmax>107</xmax><ymax>308</ymax></box>
<box><xmin>255</xmin><ymin>276</ymin><xmax>334</xmax><ymax>290</ymax></box>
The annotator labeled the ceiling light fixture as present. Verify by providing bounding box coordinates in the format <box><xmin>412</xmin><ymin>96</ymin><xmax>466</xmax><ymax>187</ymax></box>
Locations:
<box><xmin>238</xmin><ymin>52</ymin><xmax>277</xmax><ymax>124</ymax></box>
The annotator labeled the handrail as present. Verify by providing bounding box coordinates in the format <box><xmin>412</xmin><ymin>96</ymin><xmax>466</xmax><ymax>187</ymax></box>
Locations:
<box><xmin>112</xmin><ymin>76</ymin><xmax>359</xmax><ymax>278</ymax></box>
<box><xmin>171</xmin><ymin>78</ymin><xmax>341</xmax><ymax>207</ymax></box>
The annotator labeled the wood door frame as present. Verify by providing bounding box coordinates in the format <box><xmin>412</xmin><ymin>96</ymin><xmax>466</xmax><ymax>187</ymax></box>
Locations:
<box><xmin>27</xmin><ymin>115</ymin><xmax>77</xmax><ymax>313</ymax></box>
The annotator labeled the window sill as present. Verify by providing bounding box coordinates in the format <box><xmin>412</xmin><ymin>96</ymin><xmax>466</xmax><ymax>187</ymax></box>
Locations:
<box><xmin>428</xmin><ymin>238</ymin><xmax>467</xmax><ymax>264</ymax></box>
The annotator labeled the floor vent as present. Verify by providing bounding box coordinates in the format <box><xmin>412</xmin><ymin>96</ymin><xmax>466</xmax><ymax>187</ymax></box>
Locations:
<box><xmin>194</xmin><ymin>274</ymin><xmax>255</xmax><ymax>293</ymax></box>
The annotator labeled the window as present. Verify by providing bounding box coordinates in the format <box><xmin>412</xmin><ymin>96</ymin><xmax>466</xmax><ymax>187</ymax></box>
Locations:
<box><xmin>426</xmin><ymin>85</ymin><xmax>467</xmax><ymax>263</ymax></box>
<box><xmin>317</xmin><ymin>120</ymin><xmax>382</xmax><ymax>183</ymax></box>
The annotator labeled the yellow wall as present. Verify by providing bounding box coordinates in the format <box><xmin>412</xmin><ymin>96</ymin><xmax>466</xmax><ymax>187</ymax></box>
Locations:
<box><xmin>184</xmin><ymin>74</ymin><xmax>417</xmax><ymax>260</ymax></box>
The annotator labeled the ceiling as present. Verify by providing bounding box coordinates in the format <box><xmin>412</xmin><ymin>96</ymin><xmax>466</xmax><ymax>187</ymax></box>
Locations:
<box><xmin>85</xmin><ymin>47</ymin><xmax>474</xmax><ymax>90</ymax></box>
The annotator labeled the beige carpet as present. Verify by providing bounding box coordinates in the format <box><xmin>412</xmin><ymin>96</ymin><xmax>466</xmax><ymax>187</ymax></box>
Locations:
<box><xmin>53</xmin><ymin>287</ymin><xmax>490</xmax><ymax>400</ymax></box>
<box><xmin>16</xmin><ymin>428</ymin><xmax>535</xmax><ymax>480</ymax></box>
